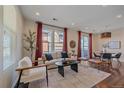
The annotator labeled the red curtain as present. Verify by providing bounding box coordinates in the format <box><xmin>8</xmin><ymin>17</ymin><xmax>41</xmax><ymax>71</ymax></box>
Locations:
<box><xmin>35</xmin><ymin>22</ymin><xmax>43</xmax><ymax>60</ymax></box>
<box><xmin>89</xmin><ymin>33</ymin><xmax>92</xmax><ymax>59</ymax></box>
<box><xmin>63</xmin><ymin>28</ymin><xmax>68</xmax><ymax>52</ymax></box>
<box><xmin>77</xmin><ymin>31</ymin><xmax>81</xmax><ymax>58</ymax></box>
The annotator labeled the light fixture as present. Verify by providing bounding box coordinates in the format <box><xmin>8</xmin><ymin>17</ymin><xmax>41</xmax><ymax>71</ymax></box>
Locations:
<box><xmin>71</xmin><ymin>23</ymin><xmax>75</xmax><ymax>25</ymax></box>
<box><xmin>116</xmin><ymin>14</ymin><xmax>122</xmax><ymax>18</ymax></box>
<box><xmin>36</xmin><ymin>12</ymin><xmax>40</xmax><ymax>16</ymax></box>
<box><xmin>53</xmin><ymin>18</ymin><xmax>58</xmax><ymax>21</ymax></box>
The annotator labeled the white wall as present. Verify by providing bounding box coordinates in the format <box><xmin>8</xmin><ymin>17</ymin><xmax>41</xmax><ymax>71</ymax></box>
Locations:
<box><xmin>92</xmin><ymin>29</ymin><xmax>124</xmax><ymax>62</ymax></box>
<box><xmin>67</xmin><ymin>29</ymin><xmax>78</xmax><ymax>54</ymax></box>
<box><xmin>0</xmin><ymin>5</ymin><xmax>24</xmax><ymax>87</ymax></box>
<box><xmin>92</xmin><ymin>33</ymin><xmax>99</xmax><ymax>54</ymax></box>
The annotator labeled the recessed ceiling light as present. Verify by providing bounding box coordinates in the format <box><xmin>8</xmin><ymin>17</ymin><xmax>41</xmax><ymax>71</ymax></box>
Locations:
<box><xmin>36</xmin><ymin>12</ymin><xmax>40</xmax><ymax>16</ymax></box>
<box><xmin>71</xmin><ymin>23</ymin><xmax>75</xmax><ymax>25</ymax></box>
<box><xmin>52</xmin><ymin>18</ymin><xmax>58</xmax><ymax>21</ymax></box>
<box><xmin>116</xmin><ymin>14</ymin><xmax>123</xmax><ymax>18</ymax></box>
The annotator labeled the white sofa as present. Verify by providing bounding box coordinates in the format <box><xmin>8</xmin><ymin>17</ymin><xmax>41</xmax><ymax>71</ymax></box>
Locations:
<box><xmin>42</xmin><ymin>52</ymin><xmax>77</xmax><ymax>69</ymax></box>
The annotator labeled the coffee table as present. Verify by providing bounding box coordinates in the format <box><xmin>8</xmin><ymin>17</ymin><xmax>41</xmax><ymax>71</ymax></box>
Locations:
<box><xmin>55</xmin><ymin>60</ymin><xmax>79</xmax><ymax>77</ymax></box>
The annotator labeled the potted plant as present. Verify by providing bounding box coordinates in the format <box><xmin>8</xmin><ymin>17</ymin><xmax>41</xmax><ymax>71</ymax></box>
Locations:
<box><xmin>23</xmin><ymin>30</ymin><xmax>37</xmax><ymax>63</ymax></box>
<box><xmin>102</xmin><ymin>43</ymin><xmax>108</xmax><ymax>53</ymax></box>
<box><xmin>71</xmin><ymin>50</ymin><xmax>75</xmax><ymax>56</ymax></box>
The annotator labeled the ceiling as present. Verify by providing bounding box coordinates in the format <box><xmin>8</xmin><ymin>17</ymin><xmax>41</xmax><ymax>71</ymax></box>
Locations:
<box><xmin>19</xmin><ymin>5</ymin><xmax>124</xmax><ymax>33</ymax></box>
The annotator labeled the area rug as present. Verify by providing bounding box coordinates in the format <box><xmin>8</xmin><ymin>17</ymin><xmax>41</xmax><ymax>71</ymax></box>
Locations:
<box><xmin>29</xmin><ymin>64</ymin><xmax>111</xmax><ymax>88</ymax></box>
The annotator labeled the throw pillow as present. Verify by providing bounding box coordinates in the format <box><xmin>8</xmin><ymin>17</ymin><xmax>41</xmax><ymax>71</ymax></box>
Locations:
<box><xmin>61</xmin><ymin>52</ymin><xmax>68</xmax><ymax>58</ymax></box>
<box><xmin>45</xmin><ymin>54</ymin><xmax>53</xmax><ymax>61</ymax></box>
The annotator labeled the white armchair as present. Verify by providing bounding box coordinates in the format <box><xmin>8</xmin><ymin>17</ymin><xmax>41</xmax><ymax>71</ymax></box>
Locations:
<box><xmin>15</xmin><ymin>57</ymin><xmax>48</xmax><ymax>88</ymax></box>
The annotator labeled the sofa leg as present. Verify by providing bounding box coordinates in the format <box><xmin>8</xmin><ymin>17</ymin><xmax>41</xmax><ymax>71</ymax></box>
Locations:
<box><xmin>46</xmin><ymin>66</ymin><xmax>48</xmax><ymax>87</ymax></box>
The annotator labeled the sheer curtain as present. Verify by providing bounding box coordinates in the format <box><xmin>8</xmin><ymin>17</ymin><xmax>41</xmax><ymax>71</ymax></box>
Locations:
<box><xmin>42</xmin><ymin>25</ymin><xmax>64</xmax><ymax>53</ymax></box>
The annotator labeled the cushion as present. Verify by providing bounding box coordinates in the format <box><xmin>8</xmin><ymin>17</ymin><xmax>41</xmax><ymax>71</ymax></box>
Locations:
<box><xmin>38</xmin><ymin>58</ymin><xmax>44</xmax><ymax>64</ymax></box>
<box><xmin>18</xmin><ymin>57</ymin><xmax>32</xmax><ymax>68</ymax></box>
<box><xmin>51</xmin><ymin>52</ymin><xmax>57</xmax><ymax>59</ymax></box>
<box><xmin>18</xmin><ymin>57</ymin><xmax>32</xmax><ymax>75</ymax></box>
<box><xmin>21</xmin><ymin>67</ymin><xmax>46</xmax><ymax>83</ymax></box>
<box><xmin>45</xmin><ymin>54</ymin><xmax>53</xmax><ymax>61</ymax></box>
<box><xmin>61</xmin><ymin>52</ymin><xmax>68</xmax><ymax>58</ymax></box>
<box><xmin>56</xmin><ymin>52</ymin><xmax>62</xmax><ymax>58</ymax></box>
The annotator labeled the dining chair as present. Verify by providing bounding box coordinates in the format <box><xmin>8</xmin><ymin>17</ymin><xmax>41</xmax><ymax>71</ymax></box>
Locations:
<box><xmin>93</xmin><ymin>52</ymin><xmax>101</xmax><ymax>59</ymax></box>
<box><xmin>101</xmin><ymin>53</ymin><xmax>112</xmax><ymax>71</ymax></box>
<box><xmin>111</xmin><ymin>52</ymin><xmax>121</xmax><ymax>62</ymax></box>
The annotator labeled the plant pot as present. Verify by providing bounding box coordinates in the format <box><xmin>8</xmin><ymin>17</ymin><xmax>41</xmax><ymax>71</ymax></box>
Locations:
<box><xmin>32</xmin><ymin>62</ymin><xmax>38</xmax><ymax>66</ymax></box>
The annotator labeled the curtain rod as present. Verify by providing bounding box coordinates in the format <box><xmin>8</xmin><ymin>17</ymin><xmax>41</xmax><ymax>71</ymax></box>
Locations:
<box><xmin>43</xmin><ymin>23</ymin><xmax>65</xmax><ymax>29</ymax></box>
<box><xmin>37</xmin><ymin>22</ymin><xmax>91</xmax><ymax>34</ymax></box>
<box><xmin>82</xmin><ymin>31</ymin><xmax>91</xmax><ymax>34</ymax></box>
<box><xmin>43</xmin><ymin>23</ymin><xmax>91</xmax><ymax>34</ymax></box>
<box><xmin>78</xmin><ymin>31</ymin><xmax>90</xmax><ymax>34</ymax></box>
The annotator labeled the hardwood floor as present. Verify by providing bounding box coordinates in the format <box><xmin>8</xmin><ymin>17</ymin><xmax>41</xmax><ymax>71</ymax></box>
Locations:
<box><xmin>94</xmin><ymin>61</ymin><xmax>124</xmax><ymax>88</ymax></box>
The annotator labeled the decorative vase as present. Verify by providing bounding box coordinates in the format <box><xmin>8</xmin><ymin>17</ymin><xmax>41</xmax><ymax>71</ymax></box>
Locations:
<box><xmin>33</xmin><ymin>62</ymin><xmax>38</xmax><ymax>66</ymax></box>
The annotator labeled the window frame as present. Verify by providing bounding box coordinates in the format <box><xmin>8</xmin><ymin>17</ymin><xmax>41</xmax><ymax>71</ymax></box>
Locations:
<box><xmin>3</xmin><ymin>26</ymin><xmax>16</xmax><ymax>70</ymax></box>
<box><xmin>42</xmin><ymin>26</ymin><xmax>64</xmax><ymax>53</ymax></box>
<box><xmin>81</xmin><ymin>35</ymin><xmax>89</xmax><ymax>58</ymax></box>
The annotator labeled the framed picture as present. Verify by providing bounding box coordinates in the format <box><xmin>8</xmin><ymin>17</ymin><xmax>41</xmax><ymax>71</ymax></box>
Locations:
<box><xmin>101</xmin><ymin>32</ymin><xmax>111</xmax><ymax>38</ymax></box>
<box><xmin>70</xmin><ymin>40</ymin><xmax>76</xmax><ymax>48</ymax></box>
<box><xmin>108</xmin><ymin>41</ymin><xmax>121</xmax><ymax>49</ymax></box>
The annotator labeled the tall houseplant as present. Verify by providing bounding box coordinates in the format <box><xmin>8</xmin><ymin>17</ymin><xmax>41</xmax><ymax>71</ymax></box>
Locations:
<box><xmin>23</xmin><ymin>30</ymin><xmax>36</xmax><ymax>61</ymax></box>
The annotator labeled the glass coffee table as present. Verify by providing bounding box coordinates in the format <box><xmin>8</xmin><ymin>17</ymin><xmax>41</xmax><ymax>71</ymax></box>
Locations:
<box><xmin>55</xmin><ymin>60</ymin><xmax>79</xmax><ymax>77</ymax></box>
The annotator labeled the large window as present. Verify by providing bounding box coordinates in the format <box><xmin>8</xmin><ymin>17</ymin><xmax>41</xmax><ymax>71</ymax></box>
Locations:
<box><xmin>81</xmin><ymin>35</ymin><xmax>89</xmax><ymax>58</ymax></box>
<box><xmin>3</xmin><ymin>6</ymin><xmax>16</xmax><ymax>70</ymax></box>
<box><xmin>3</xmin><ymin>27</ymin><xmax>16</xmax><ymax>70</ymax></box>
<box><xmin>43</xmin><ymin>26</ymin><xmax>64</xmax><ymax>53</ymax></box>
<box><xmin>54</xmin><ymin>31</ymin><xmax>63</xmax><ymax>51</ymax></box>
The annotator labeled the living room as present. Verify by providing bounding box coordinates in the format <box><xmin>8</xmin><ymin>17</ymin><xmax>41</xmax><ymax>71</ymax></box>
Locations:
<box><xmin>0</xmin><ymin>2</ymin><xmax>124</xmax><ymax>89</ymax></box>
